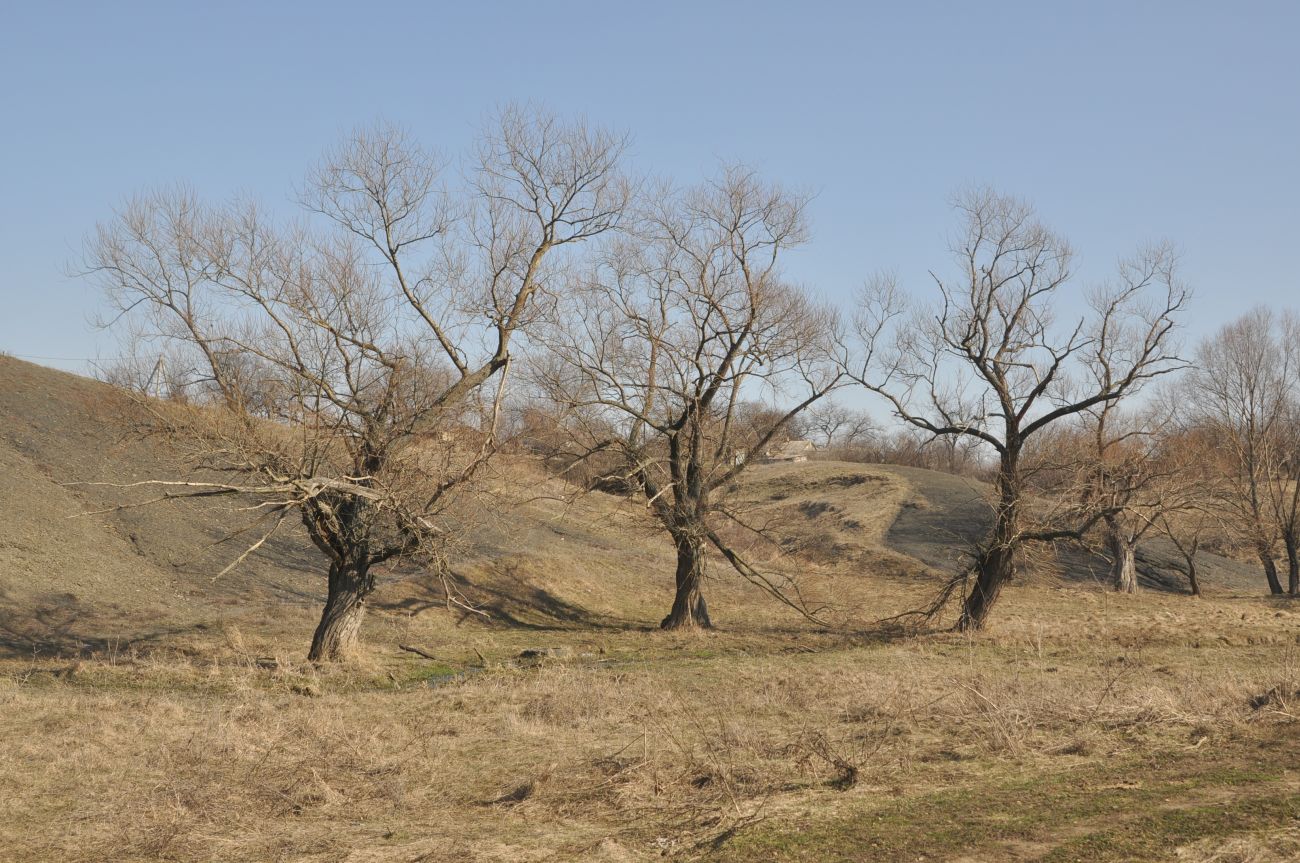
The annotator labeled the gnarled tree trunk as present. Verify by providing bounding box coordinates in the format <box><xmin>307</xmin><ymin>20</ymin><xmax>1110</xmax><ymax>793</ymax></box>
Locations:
<box><xmin>1258</xmin><ymin>544</ymin><xmax>1284</xmax><ymax>595</ymax></box>
<box><xmin>309</xmin><ymin>560</ymin><xmax>372</xmax><ymax>662</ymax></box>
<box><xmin>1106</xmin><ymin>516</ymin><xmax>1138</xmax><ymax>594</ymax></box>
<box><xmin>661</xmin><ymin>533</ymin><xmax>711</xmax><ymax>630</ymax></box>
<box><xmin>960</xmin><ymin>541</ymin><xmax>1014</xmax><ymax>632</ymax></box>
<box><xmin>959</xmin><ymin>457</ymin><xmax>1019</xmax><ymax>631</ymax></box>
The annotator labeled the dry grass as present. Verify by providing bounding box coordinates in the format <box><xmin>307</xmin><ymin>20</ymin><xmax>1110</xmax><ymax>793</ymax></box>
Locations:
<box><xmin>3</xmin><ymin>586</ymin><xmax>1300</xmax><ymax>862</ymax></box>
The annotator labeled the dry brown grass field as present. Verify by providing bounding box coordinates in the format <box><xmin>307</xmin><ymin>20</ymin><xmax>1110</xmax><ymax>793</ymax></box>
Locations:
<box><xmin>2</xmin><ymin>356</ymin><xmax>1299</xmax><ymax>863</ymax></box>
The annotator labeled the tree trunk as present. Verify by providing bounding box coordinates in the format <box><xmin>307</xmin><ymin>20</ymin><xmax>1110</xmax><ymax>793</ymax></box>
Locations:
<box><xmin>661</xmin><ymin>534</ymin><xmax>712</xmax><ymax>630</ymax></box>
<box><xmin>959</xmin><ymin>454</ymin><xmax>1019</xmax><ymax>631</ymax></box>
<box><xmin>1285</xmin><ymin>531</ymin><xmax>1300</xmax><ymax>596</ymax></box>
<box><xmin>308</xmin><ymin>561</ymin><xmax>371</xmax><ymax>662</ymax></box>
<box><xmin>1186</xmin><ymin>559</ymin><xmax>1201</xmax><ymax>597</ymax></box>
<box><xmin>1259</xmin><ymin>547</ymin><xmax>1284</xmax><ymax>595</ymax></box>
<box><xmin>959</xmin><ymin>541</ymin><xmax>1013</xmax><ymax>631</ymax></box>
<box><xmin>1107</xmin><ymin>517</ymin><xmax>1138</xmax><ymax>594</ymax></box>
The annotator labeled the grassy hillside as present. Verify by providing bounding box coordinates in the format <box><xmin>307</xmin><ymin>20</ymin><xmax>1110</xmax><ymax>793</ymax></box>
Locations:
<box><xmin>1</xmin><ymin>356</ymin><xmax>1298</xmax><ymax>862</ymax></box>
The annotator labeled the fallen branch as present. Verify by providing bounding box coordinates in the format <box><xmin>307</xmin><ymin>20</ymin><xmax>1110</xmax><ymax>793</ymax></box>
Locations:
<box><xmin>398</xmin><ymin>644</ymin><xmax>441</xmax><ymax>661</ymax></box>
<box><xmin>705</xmin><ymin>527</ymin><xmax>830</xmax><ymax>626</ymax></box>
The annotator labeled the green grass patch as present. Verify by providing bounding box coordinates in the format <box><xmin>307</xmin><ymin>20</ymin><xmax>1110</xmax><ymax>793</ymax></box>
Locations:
<box><xmin>711</xmin><ymin>747</ymin><xmax>1297</xmax><ymax>862</ymax></box>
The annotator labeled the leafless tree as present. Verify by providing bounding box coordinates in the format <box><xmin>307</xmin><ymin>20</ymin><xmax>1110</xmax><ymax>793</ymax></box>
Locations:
<box><xmin>1179</xmin><ymin>308</ymin><xmax>1300</xmax><ymax>595</ymax></box>
<box><xmin>843</xmin><ymin>189</ymin><xmax>1188</xmax><ymax>630</ymax></box>
<box><xmin>1153</xmin><ymin>433</ymin><xmax>1230</xmax><ymax>598</ymax></box>
<box><xmin>83</xmin><ymin>108</ymin><xmax>630</xmax><ymax>660</ymax></box>
<box><xmin>1046</xmin><ymin>396</ymin><xmax>1224</xmax><ymax>595</ymax></box>
<box><xmin>803</xmin><ymin>400</ymin><xmax>875</xmax><ymax>450</ymax></box>
<box><xmin>536</xmin><ymin>168</ymin><xmax>839</xmax><ymax>629</ymax></box>
<box><xmin>1266</xmin><ymin>399</ymin><xmax>1300</xmax><ymax>594</ymax></box>
<box><xmin>1161</xmin><ymin>510</ymin><xmax>1208</xmax><ymax>597</ymax></box>
<box><xmin>1075</xmin><ymin>401</ymin><xmax>1181</xmax><ymax>594</ymax></box>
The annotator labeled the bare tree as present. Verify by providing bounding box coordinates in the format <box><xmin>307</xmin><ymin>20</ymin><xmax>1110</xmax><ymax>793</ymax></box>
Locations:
<box><xmin>1162</xmin><ymin>511</ymin><xmax>1207</xmax><ymax>597</ymax></box>
<box><xmin>83</xmin><ymin>108</ymin><xmax>629</xmax><ymax>661</ymax></box>
<box><xmin>1153</xmin><ymin>436</ymin><xmax>1226</xmax><ymax>598</ymax></box>
<box><xmin>1074</xmin><ymin>402</ymin><xmax>1181</xmax><ymax>593</ymax></box>
<box><xmin>1266</xmin><ymin>399</ymin><xmax>1300</xmax><ymax>594</ymax></box>
<box><xmin>1047</xmin><ymin>396</ymin><xmax>1226</xmax><ymax>595</ymax></box>
<box><xmin>803</xmin><ymin>400</ymin><xmax>875</xmax><ymax>450</ymax></box>
<box><xmin>1179</xmin><ymin>308</ymin><xmax>1300</xmax><ymax>595</ymax></box>
<box><xmin>843</xmin><ymin>189</ymin><xmax>1188</xmax><ymax>630</ymax></box>
<box><xmin>536</xmin><ymin>168</ymin><xmax>839</xmax><ymax>629</ymax></box>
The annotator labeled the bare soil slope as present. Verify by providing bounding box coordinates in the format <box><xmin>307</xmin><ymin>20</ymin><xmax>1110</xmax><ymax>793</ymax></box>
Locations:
<box><xmin>0</xmin><ymin>356</ymin><xmax>322</xmax><ymax>654</ymax></box>
<box><xmin>884</xmin><ymin>464</ymin><xmax>1262</xmax><ymax>593</ymax></box>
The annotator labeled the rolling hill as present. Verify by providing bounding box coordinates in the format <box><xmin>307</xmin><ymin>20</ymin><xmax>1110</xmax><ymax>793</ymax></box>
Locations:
<box><xmin>0</xmin><ymin>354</ymin><xmax>1265</xmax><ymax>657</ymax></box>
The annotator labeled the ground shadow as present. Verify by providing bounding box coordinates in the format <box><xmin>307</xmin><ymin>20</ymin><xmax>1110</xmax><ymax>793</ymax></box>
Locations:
<box><xmin>0</xmin><ymin>591</ymin><xmax>205</xmax><ymax>658</ymax></box>
<box><xmin>882</xmin><ymin>465</ymin><xmax>989</xmax><ymax>574</ymax></box>
<box><xmin>377</xmin><ymin>562</ymin><xmax>647</xmax><ymax>632</ymax></box>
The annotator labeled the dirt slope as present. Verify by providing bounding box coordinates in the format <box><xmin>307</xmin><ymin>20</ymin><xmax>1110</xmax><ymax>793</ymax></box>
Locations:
<box><xmin>883</xmin><ymin>464</ymin><xmax>1262</xmax><ymax>592</ymax></box>
<box><xmin>0</xmin><ymin>356</ymin><xmax>692</xmax><ymax>653</ymax></box>
<box><xmin>0</xmin><ymin>356</ymin><xmax>322</xmax><ymax>653</ymax></box>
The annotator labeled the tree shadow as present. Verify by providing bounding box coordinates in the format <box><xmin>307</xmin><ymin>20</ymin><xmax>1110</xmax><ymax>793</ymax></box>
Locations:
<box><xmin>0</xmin><ymin>590</ymin><xmax>200</xmax><ymax>659</ymax></box>
<box><xmin>377</xmin><ymin>561</ymin><xmax>648</xmax><ymax>632</ymax></box>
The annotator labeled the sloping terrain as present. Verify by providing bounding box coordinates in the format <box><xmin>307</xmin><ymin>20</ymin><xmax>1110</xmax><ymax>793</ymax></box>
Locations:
<box><xmin>0</xmin><ymin>354</ymin><xmax>1270</xmax><ymax>657</ymax></box>
<box><xmin>0</xmin><ymin>356</ymin><xmax>323</xmax><ymax>654</ymax></box>
<box><xmin>884</xmin><ymin>464</ymin><xmax>1263</xmax><ymax>593</ymax></box>
<box><xmin>4</xmin><ymin>357</ymin><xmax>1300</xmax><ymax>863</ymax></box>
<box><xmin>0</xmin><ymin>356</ymin><xmax>932</xmax><ymax>657</ymax></box>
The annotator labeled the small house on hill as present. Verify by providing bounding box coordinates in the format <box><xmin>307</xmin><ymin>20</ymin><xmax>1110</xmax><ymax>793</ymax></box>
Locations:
<box><xmin>764</xmin><ymin>440</ymin><xmax>816</xmax><ymax>463</ymax></box>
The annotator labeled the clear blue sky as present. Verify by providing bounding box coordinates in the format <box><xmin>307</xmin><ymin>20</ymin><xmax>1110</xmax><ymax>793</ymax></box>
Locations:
<box><xmin>1</xmin><ymin>1</ymin><xmax>1297</xmax><ymax>375</ymax></box>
